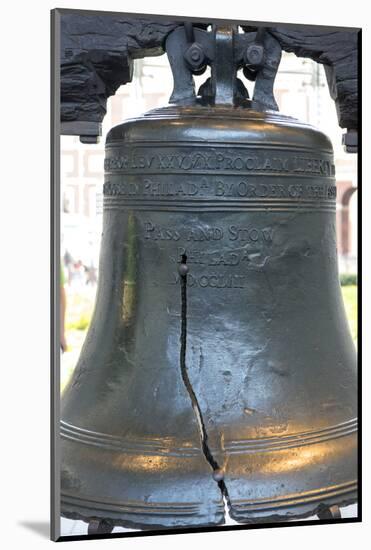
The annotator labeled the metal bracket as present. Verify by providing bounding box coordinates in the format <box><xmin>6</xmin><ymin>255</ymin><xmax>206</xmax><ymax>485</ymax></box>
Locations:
<box><xmin>166</xmin><ymin>25</ymin><xmax>214</xmax><ymax>104</ymax></box>
<box><xmin>87</xmin><ymin>518</ymin><xmax>114</xmax><ymax>535</ymax></box>
<box><xmin>317</xmin><ymin>504</ymin><xmax>342</xmax><ymax>520</ymax></box>
<box><xmin>59</xmin><ymin>13</ymin><xmax>358</xmax><ymax>151</ymax></box>
<box><xmin>166</xmin><ymin>24</ymin><xmax>281</xmax><ymax>109</ymax></box>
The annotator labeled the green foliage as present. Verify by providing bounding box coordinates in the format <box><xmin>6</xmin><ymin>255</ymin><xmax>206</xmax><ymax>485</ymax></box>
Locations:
<box><xmin>67</xmin><ymin>313</ymin><xmax>91</xmax><ymax>331</ymax></box>
<box><xmin>340</xmin><ymin>273</ymin><xmax>357</xmax><ymax>286</ymax></box>
<box><xmin>341</xmin><ymin>285</ymin><xmax>358</xmax><ymax>344</ymax></box>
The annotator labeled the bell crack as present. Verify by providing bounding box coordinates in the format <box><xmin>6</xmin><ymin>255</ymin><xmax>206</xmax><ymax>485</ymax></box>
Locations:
<box><xmin>178</xmin><ymin>254</ymin><xmax>232</xmax><ymax>522</ymax></box>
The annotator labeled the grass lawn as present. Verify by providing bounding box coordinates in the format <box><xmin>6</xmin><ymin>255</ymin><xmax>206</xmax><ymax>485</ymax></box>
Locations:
<box><xmin>341</xmin><ymin>285</ymin><xmax>358</xmax><ymax>345</ymax></box>
<box><xmin>61</xmin><ymin>287</ymin><xmax>95</xmax><ymax>393</ymax></box>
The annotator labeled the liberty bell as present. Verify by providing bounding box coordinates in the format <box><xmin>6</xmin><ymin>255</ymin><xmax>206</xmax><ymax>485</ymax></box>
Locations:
<box><xmin>60</xmin><ymin>24</ymin><xmax>357</xmax><ymax>532</ymax></box>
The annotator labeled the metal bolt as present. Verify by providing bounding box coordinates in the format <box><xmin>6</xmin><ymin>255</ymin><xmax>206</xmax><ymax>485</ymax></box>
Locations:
<box><xmin>178</xmin><ymin>264</ymin><xmax>189</xmax><ymax>276</ymax></box>
<box><xmin>184</xmin><ymin>43</ymin><xmax>206</xmax><ymax>71</ymax></box>
<box><xmin>191</xmin><ymin>49</ymin><xmax>201</xmax><ymax>61</ymax></box>
<box><xmin>212</xmin><ymin>469</ymin><xmax>224</xmax><ymax>482</ymax></box>
<box><xmin>245</xmin><ymin>44</ymin><xmax>264</xmax><ymax>67</ymax></box>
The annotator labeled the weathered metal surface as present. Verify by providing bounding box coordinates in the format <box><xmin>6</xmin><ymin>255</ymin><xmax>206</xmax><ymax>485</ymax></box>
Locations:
<box><xmin>266</xmin><ymin>27</ymin><xmax>359</xmax><ymax>133</ymax></box>
<box><xmin>59</xmin><ymin>11</ymin><xmax>359</xmax><ymax>147</ymax></box>
<box><xmin>60</xmin><ymin>103</ymin><xmax>357</xmax><ymax>528</ymax></box>
<box><xmin>60</xmin><ymin>13</ymin><xmax>179</xmax><ymax>141</ymax></box>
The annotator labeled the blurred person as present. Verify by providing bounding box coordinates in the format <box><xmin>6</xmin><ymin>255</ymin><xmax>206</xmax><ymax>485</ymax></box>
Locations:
<box><xmin>73</xmin><ymin>259</ymin><xmax>85</xmax><ymax>287</ymax></box>
<box><xmin>63</xmin><ymin>249</ymin><xmax>74</xmax><ymax>286</ymax></box>
<box><xmin>85</xmin><ymin>263</ymin><xmax>97</xmax><ymax>286</ymax></box>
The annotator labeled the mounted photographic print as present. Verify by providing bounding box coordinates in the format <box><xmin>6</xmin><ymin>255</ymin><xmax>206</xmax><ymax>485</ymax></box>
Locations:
<box><xmin>51</xmin><ymin>8</ymin><xmax>360</xmax><ymax>541</ymax></box>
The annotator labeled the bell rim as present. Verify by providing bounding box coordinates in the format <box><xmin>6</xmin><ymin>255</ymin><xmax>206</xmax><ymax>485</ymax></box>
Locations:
<box><xmin>60</xmin><ymin>481</ymin><xmax>357</xmax><ymax>529</ymax></box>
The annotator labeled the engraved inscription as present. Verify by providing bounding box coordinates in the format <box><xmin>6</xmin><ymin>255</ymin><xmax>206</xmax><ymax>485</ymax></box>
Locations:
<box><xmin>142</xmin><ymin>220</ymin><xmax>275</xmax><ymax>291</ymax></box>
<box><xmin>170</xmin><ymin>272</ymin><xmax>252</xmax><ymax>289</ymax></box>
<box><xmin>105</xmin><ymin>150</ymin><xmax>335</xmax><ymax>177</ymax></box>
<box><xmin>104</xmin><ymin>179</ymin><xmax>337</xmax><ymax>200</ymax></box>
<box><xmin>215</xmin><ymin>181</ymin><xmax>304</xmax><ymax>197</ymax></box>
<box><xmin>144</xmin><ymin>223</ymin><xmax>273</xmax><ymax>243</ymax></box>
<box><xmin>170</xmin><ymin>247</ymin><xmax>269</xmax><ymax>267</ymax></box>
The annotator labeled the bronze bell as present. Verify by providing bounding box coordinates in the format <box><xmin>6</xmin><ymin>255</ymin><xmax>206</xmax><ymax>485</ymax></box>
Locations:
<box><xmin>60</xmin><ymin>26</ymin><xmax>357</xmax><ymax>531</ymax></box>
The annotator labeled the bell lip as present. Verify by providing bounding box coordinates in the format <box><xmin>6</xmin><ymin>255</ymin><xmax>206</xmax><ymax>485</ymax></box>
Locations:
<box><xmin>105</xmin><ymin>103</ymin><xmax>333</xmax><ymax>154</ymax></box>
<box><xmin>60</xmin><ymin>509</ymin><xmax>226</xmax><ymax>532</ymax></box>
<box><xmin>60</xmin><ymin>488</ymin><xmax>357</xmax><ymax>530</ymax></box>
<box><xmin>60</xmin><ymin>495</ymin><xmax>226</xmax><ymax>531</ymax></box>
<box><xmin>228</xmin><ymin>493</ymin><xmax>358</xmax><ymax>525</ymax></box>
